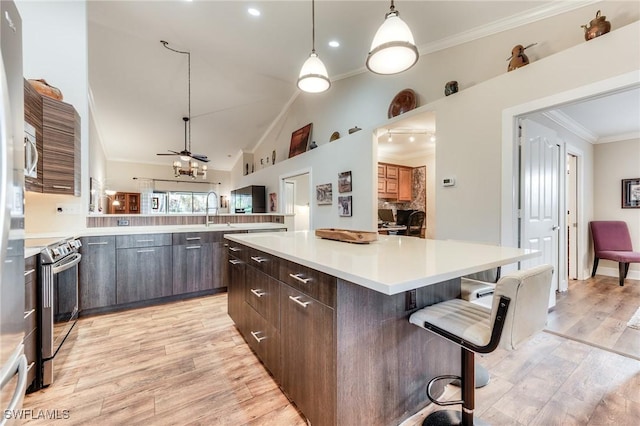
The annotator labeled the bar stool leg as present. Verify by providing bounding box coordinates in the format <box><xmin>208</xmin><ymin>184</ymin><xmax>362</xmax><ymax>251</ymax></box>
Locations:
<box><xmin>422</xmin><ymin>349</ymin><xmax>489</xmax><ymax>426</ymax></box>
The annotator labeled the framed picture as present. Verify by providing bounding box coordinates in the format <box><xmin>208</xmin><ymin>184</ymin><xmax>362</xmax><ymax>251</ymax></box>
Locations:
<box><xmin>622</xmin><ymin>178</ymin><xmax>640</xmax><ymax>208</ymax></box>
<box><xmin>269</xmin><ymin>192</ymin><xmax>277</xmax><ymax>212</ymax></box>
<box><xmin>316</xmin><ymin>183</ymin><xmax>332</xmax><ymax>205</ymax></box>
<box><xmin>338</xmin><ymin>195</ymin><xmax>352</xmax><ymax>217</ymax></box>
<box><xmin>152</xmin><ymin>197</ymin><xmax>159</xmax><ymax>210</ymax></box>
<box><xmin>289</xmin><ymin>123</ymin><xmax>313</xmax><ymax>159</ymax></box>
<box><xmin>338</xmin><ymin>171</ymin><xmax>352</xmax><ymax>193</ymax></box>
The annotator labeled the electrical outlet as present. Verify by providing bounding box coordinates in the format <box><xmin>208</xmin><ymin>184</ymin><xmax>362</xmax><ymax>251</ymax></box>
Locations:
<box><xmin>405</xmin><ymin>289</ymin><xmax>417</xmax><ymax>311</ymax></box>
<box><xmin>117</xmin><ymin>219</ymin><xmax>130</xmax><ymax>226</ymax></box>
<box><xmin>56</xmin><ymin>203</ymin><xmax>81</xmax><ymax>214</ymax></box>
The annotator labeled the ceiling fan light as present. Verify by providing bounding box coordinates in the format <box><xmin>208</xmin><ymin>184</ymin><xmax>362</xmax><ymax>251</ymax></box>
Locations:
<box><xmin>180</xmin><ymin>155</ymin><xmax>190</xmax><ymax>161</ymax></box>
<box><xmin>366</xmin><ymin>8</ymin><xmax>419</xmax><ymax>75</ymax></box>
<box><xmin>297</xmin><ymin>52</ymin><xmax>331</xmax><ymax>93</ymax></box>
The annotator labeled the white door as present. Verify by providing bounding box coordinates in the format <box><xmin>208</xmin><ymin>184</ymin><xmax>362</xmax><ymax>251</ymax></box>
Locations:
<box><xmin>520</xmin><ymin>119</ymin><xmax>560</xmax><ymax>307</ymax></box>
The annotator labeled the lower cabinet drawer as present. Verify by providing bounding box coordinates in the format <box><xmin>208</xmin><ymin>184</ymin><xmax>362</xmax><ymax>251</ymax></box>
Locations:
<box><xmin>23</xmin><ymin>329</ymin><xmax>37</xmax><ymax>388</ymax></box>
<box><xmin>244</xmin><ymin>267</ymin><xmax>280</xmax><ymax>329</ymax></box>
<box><xmin>24</xmin><ymin>308</ymin><xmax>36</xmax><ymax>335</ymax></box>
<box><xmin>279</xmin><ymin>258</ymin><xmax>337</xmax><ymax>307</ymax></box>
<box><xmin>244</xmin><ymin>303</ymin><xmax>280</xmax><ymax>379</ymax></box>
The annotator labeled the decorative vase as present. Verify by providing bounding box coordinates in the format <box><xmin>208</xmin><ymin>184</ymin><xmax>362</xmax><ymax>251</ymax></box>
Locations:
<box><xmin>582</xmin><ymin>10</ymin><xmax>611</xmax><ymax>41</ymax></box>
<box><xmin>444</xmin><ymin>81</ymin><xmax>458</xmax><ymax>96</ymax></box>
<box><xmin>28</xmin><ymin>79</ymin><xmax>63</xmax><ymax>101</ymax></box>
<box><xmin>309</xmin><ymin>141</ymin><xmax>318</xmax><ymax>150</ymax></box>
<box><xmin>348</xmin><ymin>126</ymin><xmax>361</xmax><ymax>134</ymax></box>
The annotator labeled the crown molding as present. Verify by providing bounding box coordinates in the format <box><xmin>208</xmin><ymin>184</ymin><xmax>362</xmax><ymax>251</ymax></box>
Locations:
<box><xmin>542</xmin><ymin>110</ymin><xmax>598</xmax><ymax>143</ymax></box>
<box><xmin>418</xmin><ymin>0</ymin><xmax>600</xmax><ymax>55</ymax></box>
<box><xmin>597</xmin><ymin>131</ymin><xmax>640</xmax><ymax>144</ymax></box>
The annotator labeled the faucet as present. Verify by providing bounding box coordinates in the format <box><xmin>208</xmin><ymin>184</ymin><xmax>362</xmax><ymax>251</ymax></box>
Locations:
<box><xmin>205</xmin><ymin>191</ymin><xmax>219</xmax><ymax>227</ymax></box>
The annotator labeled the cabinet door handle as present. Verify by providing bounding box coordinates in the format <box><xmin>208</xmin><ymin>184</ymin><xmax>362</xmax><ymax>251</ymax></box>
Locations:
<box><xmin>228</xmin><ymin>247</ymin><xmax>241</xmax><ymax>252</ymax></box>
<box><xmin>52</xmin><ymin>185</ymin><xmax>71</xmax><ymax>190</ymax></box>
<box><xmin>137</xmin><ymin>249</ymin><xmax>155</xmax><ymax>253</ymax></box>
<box><xmin>289</xmin><ymin>295</ymin><xmax>310</xmax><ymax>308</ymax></box>
<box><xmin>250</xmin><ymin>288</ymin><xmax>266</xmax><ymax>298</ymax></box>
<box><xmin>251</xmin><ymin>256</ymin><xmax>267</xmax><ymax>263</ymax></box>
<box><xmin>24</xmin><ymin>269</ymin><xmax>36</xmax><ymax>277</ymax></box>
<box><xmin>186</xmin><ymin>237</ymin><xmax>201</xmax><ymax>241</ymax></box>
<box><xmin>186</xmin><ymin>245</ymin><xmax>201</xmax><ymax>250</ymax></box>
<box><xmin>228</xmin><ymin>259</ymin><xmax>242</xmax><ymax>265</ymax></box>
<box><xmin>23</xmin><ymin>309</ymin><xmax>35</xmax><ymax>319</ymax></box>
<box><xmin>289</xmin><ymin>273</ymin><xmax>311</xmax><ymax>284</ymax></box>
<box><xmin>87</xmin><ymin>241</ymin><xmax>109</xmax><ymax>246</ymax></box>
<box><xmin>250</xmin><ymin>331</ymin><xmax>267</xmax><ymax>343</ymax></box>
<box><xmin>137</xmin><ymin>239</ymin><xmax>154</xmax><ymax>243</ymax></box>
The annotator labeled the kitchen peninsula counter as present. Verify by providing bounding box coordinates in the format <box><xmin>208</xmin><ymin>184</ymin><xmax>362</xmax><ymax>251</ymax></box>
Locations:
<box><xmin>224</xmin><ymin>230</ymin><xmax>538</xmax><ymax>295</ymax></box>
<box><xmin>224</xmin><ymin>231</ymin><xmax>538</xmax><ymax>425</ymax></box>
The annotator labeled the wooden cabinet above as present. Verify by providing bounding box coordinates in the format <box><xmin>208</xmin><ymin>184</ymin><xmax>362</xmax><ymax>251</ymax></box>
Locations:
<box><xmin>24</xmin><ymin>80</ymin><xmax>81</xmax><ymax>196</ymax></box>
<box><xmin>108</xmin><ymin>192</ymin><xmax>140</xmax><ymax>214</ymax></box>
<box><xmin>378</xmin><ymin>162</ymin><xmax>412</xmax><ymax>201</ymax></box>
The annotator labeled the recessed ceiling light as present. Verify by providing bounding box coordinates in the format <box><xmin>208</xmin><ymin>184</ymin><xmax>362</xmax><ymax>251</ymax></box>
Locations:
<box><xmin>328</xmin><ymin>40</ymin><xmax>340</xmax><ymax>48</ymax></box>
<box><xmin>430</xmin><ymin>135</ymin><xmax>436</xmax><ymax>142</ymax></box>
<box><xmin>409</xmin><ymin>136</ymin><xmax>415</xmax><ymax>142</ymax></box>
<box><xmin>248</xmin><ymin>8</ymin><xmax>260</xmax><ymax>17</ymax></box>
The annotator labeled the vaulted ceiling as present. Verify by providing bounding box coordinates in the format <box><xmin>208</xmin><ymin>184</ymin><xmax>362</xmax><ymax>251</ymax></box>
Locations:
<box><xmin>88</xmin><ymin>1</ymin><xmax>637</xmax><ymax>172</ymax></box>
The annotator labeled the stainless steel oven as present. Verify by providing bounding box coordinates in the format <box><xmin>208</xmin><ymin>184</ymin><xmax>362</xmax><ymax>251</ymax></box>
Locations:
<box><xmin>39</xmin><ymin>238</ymin><xmax>81</xmax><ymax>387</ymax></box>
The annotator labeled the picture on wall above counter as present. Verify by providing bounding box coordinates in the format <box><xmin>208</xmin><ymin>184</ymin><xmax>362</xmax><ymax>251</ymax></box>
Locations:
<box><xmin>316</xmin><ymin>183</ymin><xmax>332</xmax><ymax>205</ymax></box>
<box><xmin>338</xmin><ymin>196</ymin><xmax>352</xmax><ymax>217</ymax></box>
<box><xmin>289</xmin><ymin>123</ymin><xmax>313</xmax><ymax>159</ymax></box>
<box><xmin>338</xmin><ymin>171</ymin><xmax>352</xmax><ymax>193</ymax></box>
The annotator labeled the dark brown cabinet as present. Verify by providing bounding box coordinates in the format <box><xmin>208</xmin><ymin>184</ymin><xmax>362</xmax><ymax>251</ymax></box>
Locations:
<box><xmin>116</xmin><ymin>234</ymin><xmax>172</xmax><ymax>304</ymax></box>
<box><xmin>24</xmin><ymin>255</ymin><xmax>38</xmax><ymax>391</ymax></box>
<box><xmin>23</xmin><ymin>81</ymin><xmax>81</xmax><ymax>195</ymax></box>
<box><xmin>226</xmin><ymin>249</ymin><xmax>246</xmax><ymax>332</ymax></box>
<box><xmin>109</xmin><ymin>192</ymin><xmax>140</xmax><ymax>214</ymax></box>
<box><xmin>172</xmin><ymin>232</ymin><xmax>215</xmax><ymax>294</ymax></box>
<box><xmin>280</xmin><ymin>284</ymin><xmax>335</xmax><ymax>426</ymax></box>
<box><xmin>79</xmin><ymin>236</ymin><xmax>116</xmax><ymax>310</ymax></box>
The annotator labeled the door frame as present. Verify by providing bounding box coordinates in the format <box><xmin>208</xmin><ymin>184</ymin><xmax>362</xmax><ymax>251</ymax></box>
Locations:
<box><xmin>280</xmin><ymin>167</ymin><xmax>312</xmax><ymax>231</ymax></box>
<box><xmin>501</xmin><ymin>71</ymin><xmax>640</xmax><ymax>275</ymax></box>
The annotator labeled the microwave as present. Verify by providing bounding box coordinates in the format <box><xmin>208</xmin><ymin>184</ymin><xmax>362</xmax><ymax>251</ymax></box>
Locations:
<box><xmin>24</xmin><ymin>121</ymin><xmax>37</xmax><ymax>178</ymax></box>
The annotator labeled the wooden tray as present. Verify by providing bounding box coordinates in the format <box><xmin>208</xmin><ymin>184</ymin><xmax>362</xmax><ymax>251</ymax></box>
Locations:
<box><xmin>315</xmin><ymin>228</ymin><xmax>378</xmax><ymax>244</ymax></box>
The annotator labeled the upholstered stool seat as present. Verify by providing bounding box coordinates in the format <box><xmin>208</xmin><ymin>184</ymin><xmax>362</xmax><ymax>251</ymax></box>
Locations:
<box><xmin>409</xmin><ymin>264</ymin><xmax>553</xmax><ymax>426</ymax></box>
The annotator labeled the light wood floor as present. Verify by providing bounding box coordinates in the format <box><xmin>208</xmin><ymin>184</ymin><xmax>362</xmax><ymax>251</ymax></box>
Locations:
<box><xmin>546</xmin><ymin>275</ymin><xmax>640</xmax><ymax>360</ymax></box>
<box><xmin>23</xmin><ymin>277</ymin><xmax>640</xmax><ymax>425</ymax></box>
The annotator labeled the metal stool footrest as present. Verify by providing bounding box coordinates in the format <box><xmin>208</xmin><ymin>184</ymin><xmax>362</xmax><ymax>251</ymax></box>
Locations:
<box><xmin>427</xmin><ymin>375</ymin><xmax>464</xmax><ymax>406</ymax></box>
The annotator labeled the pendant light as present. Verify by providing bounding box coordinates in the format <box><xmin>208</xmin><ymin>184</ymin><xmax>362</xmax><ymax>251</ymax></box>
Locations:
<box><xmin>366</xmin><ymin>0</ymin><xmax>419</xmax><ymax>75</ymax></box>
<box><xmin>297</xmin><ymin>0</ymin><xmax>330</xmax><ymax>93</ymax></box>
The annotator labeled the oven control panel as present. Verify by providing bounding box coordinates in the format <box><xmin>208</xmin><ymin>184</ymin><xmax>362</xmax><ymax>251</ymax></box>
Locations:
<box><xmin>41</xmin><ymin>238</ymin><xmax>82</xmax><ymax>264</ymax></box>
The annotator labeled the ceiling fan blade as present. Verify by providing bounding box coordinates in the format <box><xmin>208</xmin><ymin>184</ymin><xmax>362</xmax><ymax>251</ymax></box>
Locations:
<box><xmin>191</xmin><ymin>154</ymin><xmax>210</xmax><ymax>163</ymax></box>
<box><xmin>156</xmin><ymin>150</ymin><xmax>182</xmax><ymax>156</ymax></box>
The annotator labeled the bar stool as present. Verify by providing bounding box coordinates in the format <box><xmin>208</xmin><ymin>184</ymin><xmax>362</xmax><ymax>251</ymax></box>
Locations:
<box><xmin>409</xmin><ymin>264</ymin><xmax>553</xmax><ymax>425</ymax></box>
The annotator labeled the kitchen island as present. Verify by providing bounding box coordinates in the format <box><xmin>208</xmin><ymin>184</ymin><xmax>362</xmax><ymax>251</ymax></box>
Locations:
<box><xmin>224</xmin><ymin>231</ymin><xmax>538</xmax><ymax>426</ymax></box>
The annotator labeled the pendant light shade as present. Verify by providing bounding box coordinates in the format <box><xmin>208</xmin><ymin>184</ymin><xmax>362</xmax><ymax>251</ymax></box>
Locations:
<box><xmin>298</xmin><ymin>52</ymin><xmax>330</xmax><ymax>93</ymax></box>
<box><xmin>298</xmin><ymin>0</ymin><xmax>330</xmax><ymax>93</ymax></box>
<box><xmin>366</xmin><ymin>1</ymin><xmax>419</xmax><ymax>75</ymax></box>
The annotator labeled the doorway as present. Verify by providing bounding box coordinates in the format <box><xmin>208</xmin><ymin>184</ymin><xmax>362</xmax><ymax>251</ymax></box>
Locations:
<box><xmin>281</xmin><ymin>171</ymin><xmax>311</xmax><ymax>231</ymax></box>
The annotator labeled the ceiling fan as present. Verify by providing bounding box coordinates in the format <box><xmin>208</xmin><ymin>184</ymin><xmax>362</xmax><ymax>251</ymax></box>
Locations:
<box><xmin>157</xmin><ymin>116</ymin><xmax>209</xmax><ymax>163</ymax></box>
<box><xmin>156</xmin><ymin>40</ymin><xmax>209</xmax><ymax>164</ymax></box>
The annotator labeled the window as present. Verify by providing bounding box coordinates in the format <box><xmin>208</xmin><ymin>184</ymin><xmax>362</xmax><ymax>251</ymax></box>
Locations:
<box><xmin>152</xmin><ymin>191</ymin><xmax>216</xmax><ymax>214</ymax></box>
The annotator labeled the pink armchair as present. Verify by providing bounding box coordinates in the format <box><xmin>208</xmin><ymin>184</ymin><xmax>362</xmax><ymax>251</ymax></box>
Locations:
<box><xmin>590</xmin><ymin>221</ymin><xmax>640</xmax><ymax>286</ymax></box>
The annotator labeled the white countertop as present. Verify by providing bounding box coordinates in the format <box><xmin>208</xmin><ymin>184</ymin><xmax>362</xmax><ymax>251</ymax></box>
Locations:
<box><xmin>23</xmin><ymin>222</ymin><xmax>286</xmax><ymax>258</ymax></box>
<box><xmin>225</xmin><ymin>231</ymin><xmax>540</xmax><ymax>295</ymax></box>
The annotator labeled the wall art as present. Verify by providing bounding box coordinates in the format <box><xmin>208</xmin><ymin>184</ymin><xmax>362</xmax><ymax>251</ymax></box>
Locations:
<box><xmin>338</xmin><ymin>171</ymin><xmax>352</xmax><ymax>193</ymax></box>
<box><xmin>316</xmin><ymin>183</ymin><xmax>332</xmax><ymax>205</ymax></box>
<box><xmin>338</xmin><ymin>195</ymin><xmax>352</xmax><ymax>217</ymax></box>
<box><xmin>289</xmin><ymin>123</ymin><xmax>313</xmax><ymax>159</ymax></box>
<box><xmin>622</xmin><ymin>178</ymin><xmax>640</xmax><ymax>208</ymax></box>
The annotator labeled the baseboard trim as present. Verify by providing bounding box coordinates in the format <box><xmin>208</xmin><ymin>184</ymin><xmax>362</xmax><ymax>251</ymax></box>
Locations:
<box><xmin>596</xmin><ymin>266</ymin><xmax>640</xmax><ymax>281</ymax></box>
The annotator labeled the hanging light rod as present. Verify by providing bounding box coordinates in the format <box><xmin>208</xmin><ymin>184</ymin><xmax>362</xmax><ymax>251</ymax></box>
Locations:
<box><xmin>297</xmin><ymin>0</ymin><xmax>331</xmax><ymax>93</ymax></box>
<box><xmin>366</xmin><ymin>0</ymin><xmax>419</xmax><ymax>75</ymax></box>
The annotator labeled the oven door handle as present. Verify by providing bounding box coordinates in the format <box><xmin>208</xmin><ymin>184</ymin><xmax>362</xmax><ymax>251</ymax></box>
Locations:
<box><xmin>51</xmin><ymin>252</ymin><xmax>82</xmax><ymax>274</ymax></box>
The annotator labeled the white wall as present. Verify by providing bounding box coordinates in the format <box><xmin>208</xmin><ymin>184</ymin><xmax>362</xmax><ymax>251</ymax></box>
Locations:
<box><xmin>243</xmin><ymin>8</ymin><xmax>639</xmax><ymax>245</ymax></box>
<box><xmin>594</xmin><ymin>138</ymin><xmax>640</xmax><ymax>279</ymax></box>
<box><xmin>233</xmin><ymin>130</ymin><xmax>376</xmax><ymax>231</ymax></box>
<box><xmin>18</xmin><ymin>0</ymin><xmax>89</xmax><ymax>234</ymax></box>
